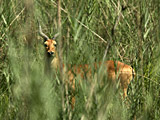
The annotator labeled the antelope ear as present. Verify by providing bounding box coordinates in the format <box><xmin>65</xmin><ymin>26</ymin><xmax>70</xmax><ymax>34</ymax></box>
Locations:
<box><xmin>42</xmin><ymin>37</ymin><xmax>48</xmax><ymax>42</ymax></box>
<box><xmin>52</xmin><ymin>33</ymin><xmax>59</xmax><ymax>39</ymax></box>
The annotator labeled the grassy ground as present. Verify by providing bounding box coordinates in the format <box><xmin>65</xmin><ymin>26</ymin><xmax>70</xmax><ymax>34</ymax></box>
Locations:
<box><xmin>0</xmin><ymin>0</ymin><xmax>160</xmax><ymax>120</ymax></box>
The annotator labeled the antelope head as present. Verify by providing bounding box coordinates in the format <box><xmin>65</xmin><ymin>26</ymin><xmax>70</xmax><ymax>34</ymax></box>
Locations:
<box><xmin>39</xmin><ymin>24</ymin><xmax>59</xmax><ymax>57</ymax></box>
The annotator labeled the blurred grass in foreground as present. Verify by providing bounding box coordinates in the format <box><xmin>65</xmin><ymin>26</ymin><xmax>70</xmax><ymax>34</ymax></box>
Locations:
<box><xmin>0</xmin><ymin>0</ymin><xmax>160</xmax><ymax>119</ymax></box>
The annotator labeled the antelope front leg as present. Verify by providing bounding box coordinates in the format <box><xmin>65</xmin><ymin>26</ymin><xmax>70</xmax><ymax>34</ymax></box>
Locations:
<box><xmin>68</xmin><ymin>71</ymin><xmax>76</xmax><ymax>109</ymax></box>
<box><xmin>123</xmin><ymin>88</ymin><xmax>128</xmax><ymax>98</ymax></box>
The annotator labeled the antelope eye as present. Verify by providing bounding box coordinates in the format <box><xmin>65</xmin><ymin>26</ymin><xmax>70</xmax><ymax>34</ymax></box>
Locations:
<box><xmin>54</xmin><ymin>44</ymin><xmax>57</xmax><ymax>47</ymax></box>
<box><xmin>44</xmin><ymin>44</ymin><xmax>48</xmax><ymax>47</ymax></box>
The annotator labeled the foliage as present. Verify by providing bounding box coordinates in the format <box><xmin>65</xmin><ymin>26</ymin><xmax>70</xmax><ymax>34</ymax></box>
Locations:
<box><xmin>0</xmin><ymin>0</ymin><xmax>159</xmax><ymax>119</ymax></box>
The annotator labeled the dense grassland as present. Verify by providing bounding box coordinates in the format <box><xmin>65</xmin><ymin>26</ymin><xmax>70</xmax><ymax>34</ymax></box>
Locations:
<box><xmin>0</xmin><ymin>0</ymin><xmax>160</xmax><ymax>120</ymax></box>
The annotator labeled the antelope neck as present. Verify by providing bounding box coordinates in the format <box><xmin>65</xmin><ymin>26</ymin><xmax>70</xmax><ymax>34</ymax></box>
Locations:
<box><xmin>51</xmin><ymin>51</ymin><xmax>60</xmax><ymax>69</ymax></box>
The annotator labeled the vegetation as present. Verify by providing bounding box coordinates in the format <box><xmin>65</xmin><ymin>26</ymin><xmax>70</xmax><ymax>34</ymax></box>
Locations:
<box><xmin>0</xmin><ymin>0</ymin><xmax>159</xmax><ymax>119</ymax></box>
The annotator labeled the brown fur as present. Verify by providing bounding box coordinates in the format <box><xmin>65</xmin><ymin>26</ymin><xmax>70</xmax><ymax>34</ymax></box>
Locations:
<box><xmin>42</xmin><ymin>39</ymin><xmax>135</xmax><ymax>109</ymax></box>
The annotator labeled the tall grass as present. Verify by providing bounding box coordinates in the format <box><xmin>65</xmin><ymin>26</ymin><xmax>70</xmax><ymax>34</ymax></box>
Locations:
<box><xmin>0</xmin><ymin>0</ymin><xmax>160</xmax><ymax>119</ymax></box>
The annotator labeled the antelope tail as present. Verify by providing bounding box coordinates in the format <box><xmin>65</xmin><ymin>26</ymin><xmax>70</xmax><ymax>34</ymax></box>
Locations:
<box><xmin>132</xmin><ymin>68</ymin><xmax>136</xmax><ymax>80</ymax></box>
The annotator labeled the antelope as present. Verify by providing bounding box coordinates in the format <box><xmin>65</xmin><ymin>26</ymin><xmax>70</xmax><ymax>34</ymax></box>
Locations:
<box><xmin>38</xmin><ymin>25</ymin><xmax>135</xmax><ymax>109</ymax></box>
